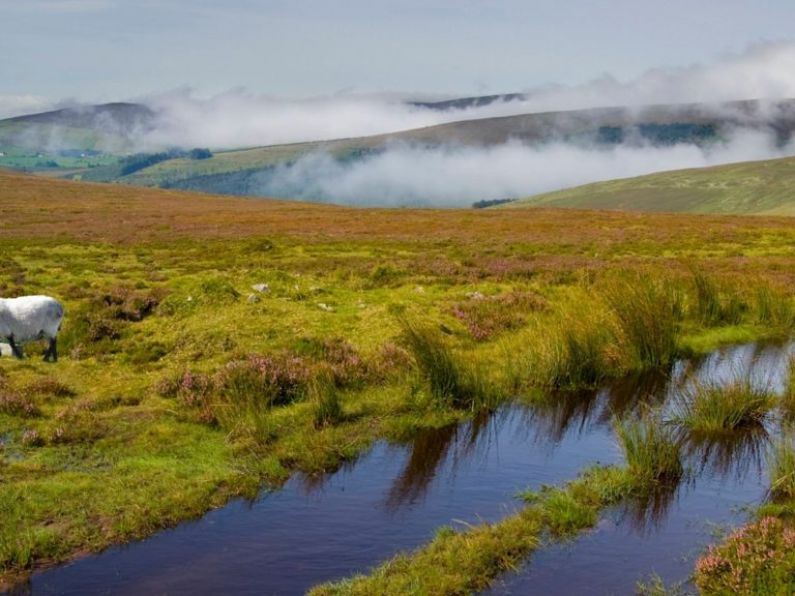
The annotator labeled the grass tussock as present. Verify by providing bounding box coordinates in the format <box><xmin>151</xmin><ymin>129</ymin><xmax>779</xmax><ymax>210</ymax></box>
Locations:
<box><xmin>615</xmin><ymin>415</ymin><xmax>683</xmax><ymax>488</ymax></box>
<box><xmin>672</xmin><ymin>380</ymin><xmax>775</xmax><ymax>435</ymax></box>
<box><xmin>310</xmin><ymin>371</ymin><xmax>344</xmax><ymax>429</ymax></box>
<box><xmin>754</xmin><ymin>283</ymin><xmax>795</xmax><ymax>328</ymax></box>
<box><xmin>400</xmin><ymin>320</ymin><xmax>498</xmax><ymax>411</ymax></box>
<box><xmin>768</xmin><ymin>436</ymin><xmax>795</xmax><ymax>502</ymax></box>
<box><xmin>601</xmin><ymin>274</ymin><xmax>682</xmax><ymax>369</ymax></box>
<box><xmin>538</xmin><ymin>315</ymin><xmax>616</xmax><ymax>389</ymax></box>
<box><xmin>690</xmin><ymin>269</ymin><xmax>748</xmax><ymax>327</ymax></box>
<box><xmin>782</xmin><ymin>356</ymin><xmax>795</xmax><ymax>419</ymax></box>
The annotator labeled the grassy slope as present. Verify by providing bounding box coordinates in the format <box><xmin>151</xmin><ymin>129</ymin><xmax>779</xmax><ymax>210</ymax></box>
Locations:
<box><xmin>507</xmin><ymin>156</ymin><xmax>795</xmax><ymax>215</ymax></box>
<box><xmin>1</xmin><ymin>170</ymin><xmax>794</xmax><ymax>589</ymax></box>
<box><xmin>69</xmin><ymin>99</ymin><xmax>795</xmax><ymax>187</ymax></box>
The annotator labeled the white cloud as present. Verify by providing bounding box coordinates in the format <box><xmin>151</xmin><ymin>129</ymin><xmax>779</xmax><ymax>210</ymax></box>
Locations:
<box><xmin>249</xmin><ymin>130</ymin><xmax>790</xmax><ymax>207</ymax></box>
<box><xmin>133</xmin><ymin>41</ymin><xmax>795</xmax><ymax>150</ymax></box>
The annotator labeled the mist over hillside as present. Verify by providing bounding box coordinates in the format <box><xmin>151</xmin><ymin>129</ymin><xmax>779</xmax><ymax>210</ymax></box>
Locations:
<box><xmin>3</xmin><ymin>42</ymin><xmax>795</xmax><ymax>206</ymax></box>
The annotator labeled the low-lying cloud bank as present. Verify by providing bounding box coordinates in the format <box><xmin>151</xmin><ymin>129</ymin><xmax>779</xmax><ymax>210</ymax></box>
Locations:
<box><xmin>249</xmin><ymin>130</ymin><xmax>791</xmax><ymax>207</ymax></box>
<box><xmin>140</xmin><ymin>41</ymin><xmax>795</xmax><ymax>150</ymax></box>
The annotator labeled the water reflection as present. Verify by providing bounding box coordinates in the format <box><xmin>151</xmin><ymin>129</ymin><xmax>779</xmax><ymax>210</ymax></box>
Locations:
<box><xmin>681</xmin><ymin>425</ymin><xmax>770</xmax><ymax>479</ymax></box>
<box><xmin>20</xmin><ymin>341</ymin><xmax>794</xmax><ymax>596</ymax></box>
<box><xmin>619</xmin><ymin>478</ymin><xmax>686</xmax><ymax>535</ymax></box>
<box><xmin>385</xmin><ymin>423</ymin><xmax>458</xmax><ymax>511</ymax></box>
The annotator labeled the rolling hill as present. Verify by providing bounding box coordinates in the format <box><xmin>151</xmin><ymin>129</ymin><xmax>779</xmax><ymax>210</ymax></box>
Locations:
<box><xmin>505</xmin><ymin>156</ymin><xmax>795</xmax><ymax>215</ymax></box>
<box><xmin>66</xmin><ymin>99</ymin><xmax>795</xmax><ymax>197</ymax></box>
<box><xmin>3</xmin><ymin>97</ymin><xmax>795</xmax><ymax>210</ymax></box>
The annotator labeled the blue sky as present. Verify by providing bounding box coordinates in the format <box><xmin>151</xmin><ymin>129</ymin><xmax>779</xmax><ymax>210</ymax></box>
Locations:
<box><xmin>2</xmin><ymin>0</ymin><xmax>795</xmax><ymax>106</ymax></box>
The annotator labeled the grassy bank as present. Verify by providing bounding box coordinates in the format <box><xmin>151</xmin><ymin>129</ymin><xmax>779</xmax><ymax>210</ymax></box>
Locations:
<box><xmin>1</xmin><ymin>171</ymin><xmax>794</xmax><ymax>587</ymax></box>
<box><xmin>310</xmin><ymin>416</ymin><xmax>684</xmax><ymax>595</ymax></box>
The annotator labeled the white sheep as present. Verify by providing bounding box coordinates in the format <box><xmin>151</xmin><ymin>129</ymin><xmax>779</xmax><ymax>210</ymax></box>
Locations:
<box><xmin>0</xmin><ymin>296</ymin><xmax>64</xmax><ymax>362</ymax></box>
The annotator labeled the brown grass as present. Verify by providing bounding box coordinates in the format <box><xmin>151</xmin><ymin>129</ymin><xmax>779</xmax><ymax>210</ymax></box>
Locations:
<box><xmin>1</xmin><ymin>170</ymin><xmax>794</xmax><ymax>251</ymax></box>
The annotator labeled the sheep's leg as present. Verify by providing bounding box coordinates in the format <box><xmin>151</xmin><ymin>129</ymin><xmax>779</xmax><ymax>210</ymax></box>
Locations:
<box><xmin>44</xmin><ymin>338</ymin><xmax>58</xmax><ymax>363</ymax></box>
<box><xmin>7</xmin><ymin>336</ymin><xmax>24</xmax><ymax>360</ymax></box>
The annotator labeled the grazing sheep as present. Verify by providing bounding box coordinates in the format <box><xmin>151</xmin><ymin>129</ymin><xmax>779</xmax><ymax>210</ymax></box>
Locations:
<box><xmin>0</xmin><ymin>296</ymin><xmax>64</xmax><ymax>362</ymax></box>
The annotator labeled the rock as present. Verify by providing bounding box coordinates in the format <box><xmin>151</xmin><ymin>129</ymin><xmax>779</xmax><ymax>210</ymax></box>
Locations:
<box><xmin>466</xmin><ymin>291</ymin><xmax>485</xmax><ymax>300</ymax></box>
<box><xmin>247</xmin><ymin>293</ymin><xmax>260</xmax><ymax>304</ymax></box>
<box><xmin>317</xmin><ymin>303</ymin><xmax>335</xmax><ymax>312</ymax></box>
<box><xmin>0</xmin><ymin>343</ymin><xmax>11</xmax><ymax>357</ymax></box>
<box><xmin>251</xmin><ymin>283</ymin><xmax>270</xmax><ymax>293</ymax></box>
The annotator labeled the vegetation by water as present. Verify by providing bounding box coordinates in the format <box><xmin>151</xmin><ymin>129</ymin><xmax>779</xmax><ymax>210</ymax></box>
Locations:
<box><xmin>1</xmin><ymin>170</ymin><xmax>795</xmax><ymax>589</ymax></box>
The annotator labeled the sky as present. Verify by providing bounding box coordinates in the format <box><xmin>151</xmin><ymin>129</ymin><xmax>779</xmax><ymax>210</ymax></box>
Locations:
<box><xmin>2</xmin><ymin>0</ymin><xmax>795</xmax><ymax>111</ymax></box>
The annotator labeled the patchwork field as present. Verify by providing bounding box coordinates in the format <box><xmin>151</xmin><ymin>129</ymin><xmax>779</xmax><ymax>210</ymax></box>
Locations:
<box><xmin>1</xmin><ymin>170</ymin><xmax>795</xmax><ymax>592</ymax></box>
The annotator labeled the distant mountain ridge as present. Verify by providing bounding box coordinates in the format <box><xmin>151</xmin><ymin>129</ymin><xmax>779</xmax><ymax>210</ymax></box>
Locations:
<box><xmin>3</xmin><ymin>102</ymin><xmax>156</xmax><ymax>130</ymax></box>
<box><xmin>3</xmin><ymin>96</ymin><xmax>795</xmax><ymax>211</ymax></box>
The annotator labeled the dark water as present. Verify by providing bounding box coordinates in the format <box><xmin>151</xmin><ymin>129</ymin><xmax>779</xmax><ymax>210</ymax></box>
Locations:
<box><xmin>14</xmin><ymin>342</ymin><xmax>794</xmax><ymax>596</ymax></box>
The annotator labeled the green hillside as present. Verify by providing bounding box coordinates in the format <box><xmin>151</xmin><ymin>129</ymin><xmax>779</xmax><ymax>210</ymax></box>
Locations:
<box><xmin>506</xmin><ymin>156</ymin><xmax>795</xmax><ymax>215</ymax></box>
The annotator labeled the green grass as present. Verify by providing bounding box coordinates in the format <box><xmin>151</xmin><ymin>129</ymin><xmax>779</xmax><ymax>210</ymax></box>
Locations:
<box><xmin>769</xmin><ymin>435</ymin><xmax>795</xmax><ymax>502</ymax></box>
<box><xmin>309</xmin><ymin>466</ymin><xmax>630</xmax><ymax>596</ymax></box>
<box><xmin>672</xmin><ymin>380</ymin><xmax>775</xmax><ymax>435</ymax></box>
<box><xmin>615</xmin><ymin>415</ymin><xmax>683</xmax><ymax>488</ymax></box>
<box><xmin>507</xmin><ymin>156</ymin><xmax>795</xmax><ymax>215</ymax></box>
<box><xmin>310</xmin><ymin>371</ymin><xmax>344</xmax><ymax>429</ymax></box>
<box><xmin>1</xmin><ymin>170</ymin><xmax>794</xmax><ymax>587</ymax></box>
<box><xmin>400</xmin><ymin>320</ymin><xmax>499</xmax><ymax>411</ymax></box>
<box><xmin>782</xmin><ymin>356</ymin><xmax>795</xmax><ymax>419</ymax></box>
<box><xmin>601</xmin><ymin>273</ymin><xmax>683</xmax><ymax>369</ymax></box>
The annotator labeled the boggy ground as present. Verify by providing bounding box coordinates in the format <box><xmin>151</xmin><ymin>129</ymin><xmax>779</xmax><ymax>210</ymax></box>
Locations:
<box><xmin>1</xmin><ymin>170</ymin><xmax>794</xmax><ymax>590</ymax></box>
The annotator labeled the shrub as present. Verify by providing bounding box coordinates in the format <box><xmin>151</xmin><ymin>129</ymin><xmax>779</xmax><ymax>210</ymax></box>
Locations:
<box><xmin>451</xmin><ymin>290</ymin><xmax>546</xmax><ymax>341</ymax></box>
<box><xmin>695</xmin><ymin>517</ymin><xmax>795</xmax><ymax>594</ymax></box>
<box><xmin>23</xmin><ymin>377</ymin><xmax>75</xmax><ymax>398</ymax></box>
<box><xmin>317</xmin><ymin>338</ymin><xmax>368</xmax><ymax>387</ymax></box>
<box><xmin>157</xmin><ymin>369</ymin><xmax>215</xmax><ymax>423</ymax></box>
<box><xmin>0</xmin><ymin>390</ymin><xmax>40</xmax><ymax>418</ymax></box>
<box><xmin>216</xmin><ymin>354</ymin><xmax>310</xmax><ymax>407</ymax></box>
<box><xmin>369</xmin><ymin>342</ymin><xmax>413</xmax><ymax>381</ymax></box>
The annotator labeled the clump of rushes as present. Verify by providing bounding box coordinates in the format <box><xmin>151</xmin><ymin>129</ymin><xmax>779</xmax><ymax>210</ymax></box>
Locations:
<box><xmin>672</xmin><ymin>380</ymin><xmax>775</xmax><ymax>435</ymax></box>
<box><xmin>768</xmin><ymin>435</ymin><xmax>795</xmax><ymax>502</ymax></box>
<box><xmin>542</xmin><ymin>315</ymin><xmax>614</xmax><ymax>389</ymax></box>
<box><xmin>754</xmin><ymin>283</ymin><xmax>794</xmax><ymax>328</ymax></box>
<box><xmin>615</xmin><ymin>415</ymin><xmax>683</xmax><ymax>488</ymax></box>
<box><xmin>310</xmin><ymin>370</ymin><xmax>344</xmax><ymax>429</ymax></box>
<box><xmin>689</xmin><ymin>268</ymin><xmax>749</xmax><ymax>327</ymax></box>
<box><xmin>602</xmin><ymin>274</ymin><xmax>682</xmax><ymax>369</ymax></box>
<box><xmin>400</xmin><ymin>320</ymin><xmax>498</xmax><ymax>411</ymax></box>
<box><xmin>782</xmin><ymin>356</ymin><xmax>795</xmax><ymax>420</ymax></box>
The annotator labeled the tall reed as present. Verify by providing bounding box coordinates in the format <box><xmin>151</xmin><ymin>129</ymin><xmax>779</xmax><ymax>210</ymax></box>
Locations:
<box><xmin>401</xmin><ymin>320</ymin><xmax>497</xmax><ymax>410</ymax></box>
<box><xmin>602</xmin><ymin>274</ymin><xmax>682</xmax><ymax>369</ymax></box>
<box><xmin>615</xmin><ymin>414</ymin><xmax>683</xmax><ymax>487</ymax></box>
